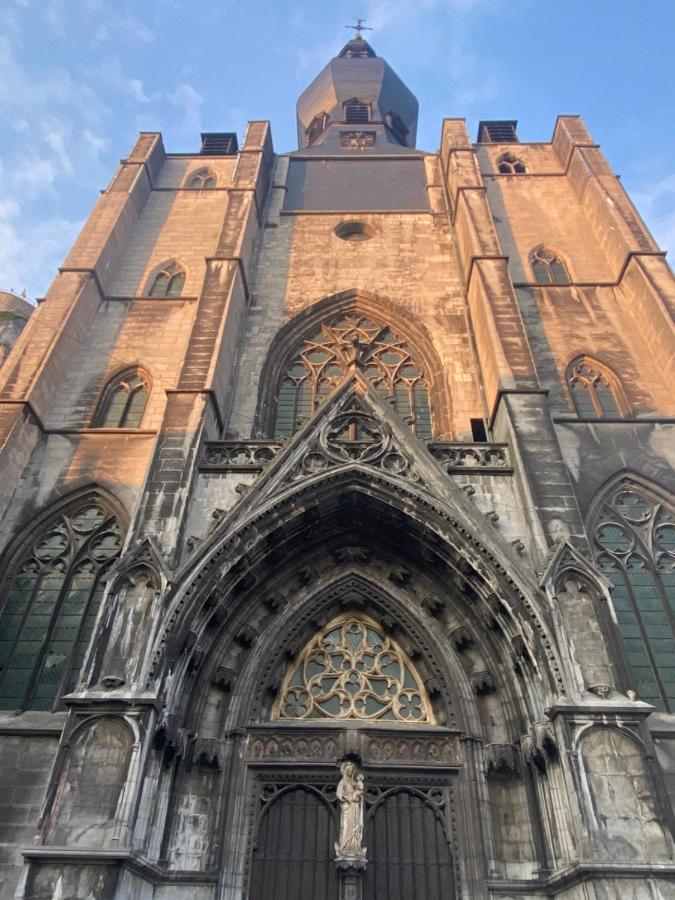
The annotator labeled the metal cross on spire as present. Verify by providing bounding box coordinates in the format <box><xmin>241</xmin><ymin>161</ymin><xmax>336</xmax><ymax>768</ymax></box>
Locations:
<box><xmin>345</xmin><ymin>18</ymin><xmax>373</xmax><ymax>39</ymax></box>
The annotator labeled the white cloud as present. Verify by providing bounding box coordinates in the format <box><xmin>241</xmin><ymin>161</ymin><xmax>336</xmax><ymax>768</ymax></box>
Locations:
<box><xmin>44</xmin><ymin>124</ymin><xmax>74</xmax><ymax>177</ymax></box>
<box><xmin>94</xmin><ymin>11</ymin><xmax>155</xmax><ymax>44</ymax></box>
<box><xmin>0</xmin><ymin>198</ymin><xmax>83</xmax><ymax>298</ymax></box>
<box><xmin>11</xmin><ymin>156</ymin><xmax>58</xmax><ymax>197</ymax></box>
<box><xmin>168</xmin><ymin>83</ymin><xmax>204</xmax><ymax>135</ymax></box>
<box><xmin>128</xmin><ymin>77</ymin><xmax>152</xmax><ymax>104</ymax></box>
<box><xmin>82</xmin><ymin>128</ymin><xmax>107</xmax><ymax>157</ymax></box>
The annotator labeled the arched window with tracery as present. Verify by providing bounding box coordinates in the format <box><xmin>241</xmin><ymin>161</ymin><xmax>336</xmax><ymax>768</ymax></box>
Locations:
<box><xmin>567</xmin><ymin>358</ymin><xmax>625</xmax><ymax>418</ymax></box>
<box><xmin>95</xmin><ymin>367</ymin><xmax>150</xmax><ymax>428</ymax></box>
<box><xmin>274</xmin><ymin>613</ymin><xmax>434</xmax><ymax>723</ymax></box>
<box><xmin>591</xmin><ymin>479</ymin><xmax>675</xmax><ymax>711</ymax></box>
<box><xmin>497</xmin><ymin>152</ymin><xmax>526</xmax><ymax>174</ymax></box>
<box><xmin>530</xmin><ymin>246</ymin><xmax>570</xmax><ymax>284</ymax></box>
<box><xmin>186</xmin><ymin>167</ymin><xmax>217</xmax><ymax>189</ymax></box>
<box><xmin>0</xmin><ymin>495</ymin><xmax>124</xmax><ymax>710</ymax></box>
<box><xmin>273</xmin><ymin>313</ymin><xmax>432</xmax><ymax>439</ymax></box>
<box><xmin>148</xmin><ymin>262</ymin><xmax>186</xmax><ymax>298</ymax></box>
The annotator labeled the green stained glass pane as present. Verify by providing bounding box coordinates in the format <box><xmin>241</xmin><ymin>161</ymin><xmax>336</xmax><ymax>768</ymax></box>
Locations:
<box><xmin>166</xmin><ymin>271</ymin><xmax>185</xmax><ymax>297</ymax></box>
<box><xmin>656</xmin><ymin>524</ymin><xmax>675</xmax><ymax>553</ymax></box>
<box><xmin>550</xmin><ymin>260</ymin><xmax>569</xmax><ymax>284</ymax></box>
<box><xmin>149</xmin><ymin>272</ymin><xmax>170</xmax><ymax>296</ymax></box>
<box><xmin>0</xmin><ymin>502</ymin><xmax>122</xmax><ymax>710</ymax></box>
<box><xmin>595</xmin><ymin>383</ymin><xmax>620</xmax><ymax>417</ymax></box>
<box><xmin>71</xmin><ymin>505</ymin><xmax>105</xmax><ymax>532</ymax></box>
<box><xmin>102</xmin><ymin>388</ymin><xmax>128</xmax><ymax>426</ymax></box>
<box><xmin>571</xmin><ymin>382</ymin><xmax>596</xmax><ymax>418</ymax></box>
<box><xmin>597</xmin><ymin>522</ymin><xmax>632</xmax><ymax>553</ymax></box>
<box><xmin>532</xmin><ymin>259</ymin><xmax>552</xmax><ymax>284</ymax></box>
<box><xmin>123</xmin><ymin>387</ymin><xmax>148</xmax><ymax>427</ymax></box>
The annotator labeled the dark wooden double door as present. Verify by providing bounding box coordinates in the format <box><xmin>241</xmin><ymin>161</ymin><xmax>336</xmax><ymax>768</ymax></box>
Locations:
<box><xmin>249</xmin><ymin>781</ymin><xmax>455</xmax><ymax>900</ymax></box>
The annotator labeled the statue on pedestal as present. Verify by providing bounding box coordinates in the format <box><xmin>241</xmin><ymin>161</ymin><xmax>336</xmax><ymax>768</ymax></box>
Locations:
<box><xmin>335</xmin><ymin>759</ymin><xmax>367</xmax><ymax>864</ymax></box>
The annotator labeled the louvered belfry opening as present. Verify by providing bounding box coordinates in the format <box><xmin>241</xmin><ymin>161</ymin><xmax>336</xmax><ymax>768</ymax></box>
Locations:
<box><xmin>344</xmin><ymin>100</ymin><xmax>370</xmax><ymax>124</ymax></box>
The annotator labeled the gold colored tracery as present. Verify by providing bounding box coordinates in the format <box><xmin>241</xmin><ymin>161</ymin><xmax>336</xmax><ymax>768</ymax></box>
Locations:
<box><xmin>274</xmin><ymin>614</ymin><xmax>434</xmax><ymax>723</ymax></box>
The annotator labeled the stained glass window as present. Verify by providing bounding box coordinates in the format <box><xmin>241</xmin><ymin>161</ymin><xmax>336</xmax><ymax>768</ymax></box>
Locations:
<box><xmin>592</xmin><ymin>481</ymin><xmax>675</xmax><ymax>711</ymax></box>
<box><xmin>0</xmin><ymin>498</ymin><xmax>123</xmax><ymax>710</ymax></box>
<box><xmin>568</xmin><ymin>359</ymin><xmax>624</xmax><ymax>418</ymax></box>
<box><xmin>148</xmin><ymin>262</ymin><xmax>186</xmax><ymax>298</ymax></box>
<box><xmin>530</xmin><ymin>246</ymin><xmax>570</xmax><ymax>284</ymax></box>
<box><xmin>96</xmin><ymin>368</ymin><xmax>150</xmax><ymax>428</ymax></box>
<box><xmin>273</xmin><ymin>314</ymin><xmax>432</xmax><ymax>439</ymax></box>
<box><xmin>275</xmin><ymin>614</ymin><xmax>433</xmax><ymax>723</ymax></box>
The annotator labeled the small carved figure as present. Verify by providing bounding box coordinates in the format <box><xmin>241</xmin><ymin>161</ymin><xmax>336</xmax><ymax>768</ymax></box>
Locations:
<box><xmin>335</xmin><ymin>760</ymin><xmax>367</xmax><ymax>861</ymax></box>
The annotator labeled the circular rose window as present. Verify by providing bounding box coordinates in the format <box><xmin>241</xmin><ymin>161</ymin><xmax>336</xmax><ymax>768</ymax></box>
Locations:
<box><xmin>334</xmin><ymin>221</ymin><xmax>377</xmax><ymax>242</ymax></box>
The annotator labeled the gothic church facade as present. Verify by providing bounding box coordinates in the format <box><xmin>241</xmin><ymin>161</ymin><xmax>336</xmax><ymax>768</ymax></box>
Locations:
<box><xmin>0</xmin><ymin>35</ymin><xmax>674</xmax><ymax>900</ymax></box>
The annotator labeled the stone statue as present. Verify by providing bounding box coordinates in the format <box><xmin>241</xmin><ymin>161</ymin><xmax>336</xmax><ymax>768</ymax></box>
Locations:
<box><xmin>335</xmin><ymin>759</ymin><xmax>367</xmax><ymax>862</ymax></box>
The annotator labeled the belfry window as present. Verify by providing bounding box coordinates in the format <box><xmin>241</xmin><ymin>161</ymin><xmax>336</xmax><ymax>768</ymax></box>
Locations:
<box><xmin>148</xmin><ymin>262</ymin><xmax>186</xmax><ymax>298</ymax></box>
<box><xmin>344</xmin><ymin>99</ymin><xmax>370</xmax><ymax>124</ymax></box>
<box><xmin>274</xmin><ymin>614</ymin><xmax>433</xmax><ymax>723</ymax></box>
<box><xmin>567</xmin><ymin>358</ymin><xmax>625</xmax><ymax>418</ymax></box>
<box><xmin>0</xmin><ymin>497</ymin><xmax>123</xmax><ymax>710</ymax></box>
<box><xmin>95</xmin><ymin>368</ymin><xmax>150</xmax><ymax>428</ymax></box>
<box><xmin>186</xmin><ymin>167</ymin><xmax>217</xmax><ymax>189</ymax></box>
<box><xmin>273</xmin><ymin>313</ymin><xmax>432</xmax><ymax>439</ymax></box>
<box><xmin>306</xmin><ymin>112</ymin><xmax>329</xmax><ymax>146</ymax></box>
<box><xmin>530</xmin><ymin>246</ymin><xmax>570</xmax><ymax>284</ymax></box>
<box><xmin>591</xmin><ymin>481</ymin><xmax>675</xmax><ymax>712</ymax></box>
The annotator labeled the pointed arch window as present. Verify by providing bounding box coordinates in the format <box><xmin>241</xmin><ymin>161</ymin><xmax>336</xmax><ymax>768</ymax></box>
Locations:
<box><xmin>95</xmin><ymin>368</ymin><xmax>150</xmax><ymax>428</ymax></box>
<box><xmin>273</xmin><ymin>313</ymin><xmax>432</xmax><ymax>439</ymax></box>
<box><xmin>591</xmin><ymin>480</ymin><xmax>675</xmax><ymax>711</ymax></box>
<box><xmin>274</xmin><ymin>614</ymin><xmax>434</xmax><ymax>723</ymax></box>
<box><xmin>567</xmin><ymin>358</ymin><xmax>625</xmax><ymax>418</ymax></box>
<box><xmin>186</xmin><ymin>167</ymin><xmax>217</xmax><ymax>189</ymax></box>
<box><xmin>530</xmin><ymin>246</ymin><xmax>570</xmax><ymax>284</ymax></box>
<box><xmin>0</xmin><ymin>496</ymin><xmax>123</xmax><ymax>710</ymax></box>
<box><xmin>148</xmin><ymin>262</ymin><xmax>186</xmax><ymax>298</ymax></box>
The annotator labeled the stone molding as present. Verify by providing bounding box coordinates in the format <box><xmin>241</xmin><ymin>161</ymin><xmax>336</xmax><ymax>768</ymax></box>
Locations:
<box><xmin>246</xmin><ymin>726</ymin><xmax>461</xmax><ymax>767</ymax></box>
<box><xmin>199</xmin><ymin>438</ymin><xmax>511</xmax><ymax>474</ymax></box>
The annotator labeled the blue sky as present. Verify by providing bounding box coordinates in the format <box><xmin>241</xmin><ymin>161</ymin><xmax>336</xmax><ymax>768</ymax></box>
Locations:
<box><xmin>1</xmin><ymin>0</ymin><xmax>673</xmax><ymax>300</ymax></box>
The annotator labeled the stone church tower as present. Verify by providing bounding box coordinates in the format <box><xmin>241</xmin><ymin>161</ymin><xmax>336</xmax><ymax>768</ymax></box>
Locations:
<box><xmin>0</xmin><ymin>33</ymin><xmax>674</xmax><ymax>900</ymax></box>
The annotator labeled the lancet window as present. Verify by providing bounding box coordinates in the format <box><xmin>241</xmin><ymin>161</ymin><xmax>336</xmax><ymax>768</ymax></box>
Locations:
<box><xmin>530</xmin><ymin>245</ymin><xmax>570</xmax><ymax>284</ymax></box>
<box><xmin>567</xmin><ymin>358</ymin><xmax>625</xmax><ymax>418</ymax></box>
<box><xmin>273</xmin><ymin>313</ymin><xmax>432</xmax><ymax>438</ymax></box>
<box><xmin>591</xmin><ymin>481</ymin><xmax>675</xmax><ymax>711</ymax></box>
<box><xmin>148</xmin><ymin>262</ymin><xmax>186</xmax><ymax>298</ymax></box>
<box><xmin>274</xmin><ymin>614</ymin><xmax>434</xmax><ymax>723</ymax></box>
<box><xmin>0</xmin><ymin>497</ymin><xmax>123</xmax><ymax>710</ymax></box>
<box><xmin>95</xmin><ymin>367</ymin><xmax>150</xmax><ymax>428</ymax></box>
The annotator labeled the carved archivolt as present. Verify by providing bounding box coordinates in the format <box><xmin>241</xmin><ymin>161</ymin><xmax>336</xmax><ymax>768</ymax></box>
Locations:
<box><xmin>273</xmin><ymin>613</ymin><xmax>434</xmax><ymax>723</ymax></box>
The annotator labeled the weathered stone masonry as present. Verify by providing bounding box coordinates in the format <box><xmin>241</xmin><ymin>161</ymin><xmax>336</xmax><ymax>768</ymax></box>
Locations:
<box><xmin>0</xmin><ymin>33</ymin><xmax>674</xmax><ymax>900</ymax></box>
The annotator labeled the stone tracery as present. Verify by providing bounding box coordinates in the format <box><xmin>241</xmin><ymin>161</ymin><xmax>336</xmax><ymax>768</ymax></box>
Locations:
<box><xmin>274</xmin><ymin>613</ymin><xmax>434</xmax><ymax>723</ymax></box>
<box><xmin>274</xmin><ymin>313</ymin><xmax>432</xmax><ymax>439</ymax></box>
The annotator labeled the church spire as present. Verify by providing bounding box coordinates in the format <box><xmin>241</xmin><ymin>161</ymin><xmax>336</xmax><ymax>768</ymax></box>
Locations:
<box><xmin>295</xmin><ymin>28</ymin><xmax>419</xmax><ymax>151</ymax></box>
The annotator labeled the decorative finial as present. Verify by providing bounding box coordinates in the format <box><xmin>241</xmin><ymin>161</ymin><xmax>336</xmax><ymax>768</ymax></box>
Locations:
<box><xmin>345</xmin><ymin>18</ymin><xmax>372</xmax><ymax>39</ymax></box>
